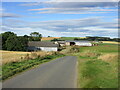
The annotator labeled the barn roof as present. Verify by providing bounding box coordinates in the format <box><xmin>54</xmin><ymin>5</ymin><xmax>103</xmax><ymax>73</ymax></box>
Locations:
<box><xmin>66</xmin><ymin>40</ymin><xmax>91</xmax><ymax>43</ymax></box>
<box><xmin>57</xmin><ymin>41</ymin><xmax>66</xmax><ymax>44</ymax></box>
<box><xmin>28</xmin><ymin>41</ymin><xmax>59</xmax><ymax>47</ymax></box>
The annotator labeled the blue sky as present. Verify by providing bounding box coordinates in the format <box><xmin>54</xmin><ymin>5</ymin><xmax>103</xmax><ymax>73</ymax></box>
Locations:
<box><xmin>1</xmin><ymin>1</ymin><xmax>118</xmax><ymax>38</ymax></box>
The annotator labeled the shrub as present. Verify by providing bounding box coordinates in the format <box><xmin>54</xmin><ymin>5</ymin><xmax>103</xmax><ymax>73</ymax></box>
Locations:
<box><xmin>69</xmin><ymin>46</ymin><xmax>80</xmax><ymax>53</ymax></box>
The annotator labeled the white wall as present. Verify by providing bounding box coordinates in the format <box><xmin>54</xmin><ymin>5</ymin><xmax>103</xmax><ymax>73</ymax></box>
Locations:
<box><xmin>75</xmin><ymin>42</ymin><xmax>92</xmax><ymax>46</ymax></box>
<box><xmin>38</xmin><ymin>47</ymin><xmax>58</xmax><ymax>51</ymax></box>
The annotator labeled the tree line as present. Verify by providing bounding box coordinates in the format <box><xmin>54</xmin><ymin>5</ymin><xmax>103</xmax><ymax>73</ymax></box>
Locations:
<box><xmin>0</xmin><ymin>32</ymin><xmax>42</xmax><ymax>51</ymax></box>
<box><xmin>74</xmin><ymin>36</ymin><xmax>120</xmax><ymax>42</ymax></box>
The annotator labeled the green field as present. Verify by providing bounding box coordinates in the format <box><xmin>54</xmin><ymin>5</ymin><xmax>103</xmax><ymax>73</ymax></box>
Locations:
<box><xmin>60</xmin><ymin>37</ymin><xmax>80</xmax><ymax>40</ymax></box>
<box><xmin>75</xmin><ymin>43</ymin><xmax>119</xmax><ymax>88</ymax></box>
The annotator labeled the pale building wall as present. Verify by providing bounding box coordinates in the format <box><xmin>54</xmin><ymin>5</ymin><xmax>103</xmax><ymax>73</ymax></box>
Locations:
<box><xmin>38</xmin><ymin>47</ymin><xmax>58</xmax><ymax>51</ymax></box>
<box><xmin>65</xmin><ymin>42</ymin><xmax>70</xmax><ymax>46</ymax></box>
<box><xmin>75</xmin><ymin>42</ymin><xmax>92</xmax><ymax>46</ymax></box>
<box><xmin>28</xmin><ymin>46</ymin><xmax>58</xmax><ymax>51</ymax></box>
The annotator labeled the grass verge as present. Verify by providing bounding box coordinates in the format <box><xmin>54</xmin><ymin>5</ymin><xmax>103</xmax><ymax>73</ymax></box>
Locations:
<box><xmin>74</xmin><ymin>43</ymin><xmax>118</xmax><ymax>88</ymax></box>
<box><xmin>2</xmin><ymin>53</ymin><xmax>65</xmax><ymax>80</ymax></box>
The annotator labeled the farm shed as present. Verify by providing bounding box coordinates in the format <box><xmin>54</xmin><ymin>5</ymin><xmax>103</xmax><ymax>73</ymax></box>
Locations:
<box><xmin>27</xmin><ymin>41</ymin><xmax>59</xmax><ymax>51</ymax></box>
<box><xmin>75</xmin><ymin>41</ymin><xmax>92</xmax><ymax>46</ymax></box>
<box><xmin>66</xmin><ymin>41</ymin><xmax>92</xmax><ymax>46</ymax></box>
<box><xmin>54</xmin><ymin>41</ymin><xmax>66</xmax><ymax>46</ymax></box>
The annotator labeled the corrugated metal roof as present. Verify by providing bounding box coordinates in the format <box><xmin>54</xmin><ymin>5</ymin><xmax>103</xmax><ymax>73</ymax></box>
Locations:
<box><xmin>66</xmin><ymin>40</ymin><xmax>91</xmax><ymax>43</ymax></box>
<box><xmin>28</xmin><ymin>41</ymin><xmax>59</xmax><ymax>47</ymax></box>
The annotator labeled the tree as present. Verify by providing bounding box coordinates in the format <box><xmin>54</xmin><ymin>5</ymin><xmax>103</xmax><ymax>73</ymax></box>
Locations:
<box><xmin>6</xmin><ymin>36</ymin><xmax>28</xmax><ymax>51</ymax></box>
<box><xmin>18</xmin><ymin>36</ymin><xmax>28</xmax><ymax>51</ymax></box>
<box><xmin>30</xmin><ymin>32</ymin><xmax>42</xmax><ymax>41</ymax></box>
<box><xmin>6</xmin><ymin>36</ymin><xmax>18</xmax><ymax>51</ymax></box>
<box><xmin>2</xmin><ymin>32</ymin><xmax>16</xmax><ymax>50</ymax></box>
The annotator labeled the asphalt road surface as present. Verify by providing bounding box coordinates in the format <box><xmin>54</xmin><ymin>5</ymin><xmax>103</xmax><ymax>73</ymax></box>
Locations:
<box><xmin>3</xmin><ymin>56</ymin><xmax>77</xmax><ymax>88</ymax></box>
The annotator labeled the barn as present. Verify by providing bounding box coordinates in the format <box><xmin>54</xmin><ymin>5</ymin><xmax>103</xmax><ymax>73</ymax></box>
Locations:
<box><xmin>27</xmin><ymin>41</ymin><xmax>59</xmax><ymax>51</ymax></box>
<box><xmin>74</xmin><ymin>41</ymin><xmax>92</xmax><ymax>46</ymax></box>
<box><xmin>54</xmin><ymin>41</ymin><xmax>66</xmax><ymax>46</ymax></box>
<box><xmin>66</xmin><ymin>40</ymin><xmax>92</xmax><ymax>46</ymax></box>
<box><xmin>54</xmin><ymin>40</ymin><xmax>92</xmax><ymax>47</ymax></box>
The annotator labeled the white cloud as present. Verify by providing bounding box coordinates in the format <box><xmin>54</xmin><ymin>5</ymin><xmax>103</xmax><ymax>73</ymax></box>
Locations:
<box><xmin>0</xmin><ymin>13</ymin><xmax>22</xmax><ymax>18</ymax></box>
<box><xmin>28</xmin><ymin>2</ymin><xmax>118</xmax><ymax>14</ymax></box>
<box><xmin>2</xmin><ymin>17</ymin><xmax>118</xmax><ymax>37</ymax></box>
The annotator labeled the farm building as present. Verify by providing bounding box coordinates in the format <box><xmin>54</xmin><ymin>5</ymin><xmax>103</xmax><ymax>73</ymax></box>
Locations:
<box><xmin>73</xmin><ymin>41</ymin><xmax>92</xmax><ymax>46</ymax></box>
<box><xmin>54</xmin><ymin>41</ymin><xmax>66</xmax><ymax>46</ymax></box>
<box><xmin>54</xmin><ymin>40</ymin><xmax>92</xmax><ymax>46</ymax></box>
<box><xmin>27</xmin><ymin>41</ymin><xmax>59</xmax><ymax>51</ymax></box>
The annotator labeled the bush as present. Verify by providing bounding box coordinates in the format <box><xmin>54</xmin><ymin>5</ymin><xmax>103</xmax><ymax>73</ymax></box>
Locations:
<box><xmin>69</xmin><ymin>46</ymin><xmax>80</xmax><ymax>53</ymax></box>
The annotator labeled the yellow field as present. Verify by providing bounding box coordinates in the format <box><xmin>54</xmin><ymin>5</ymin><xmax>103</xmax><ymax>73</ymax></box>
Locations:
<box><xmin>102</xmin><ymin>41</ymin><xmax>119</xmax><ymax>44</ymax></box>
<box><xmin>1</xmin><ymin>50</ymin><xmax>55</xmax><ymax>64</ymax></box>
<box><xmin>79</xmin><ymin>37</ymin><xmax>86</xmax><ymax>39</ymax></box>
<box><xmin>41</xmin><ymin>37</ymin><xmax>61</xmax><ymax>41</ymax></box>
<box><xmin>1</xmin><ymin>50</ymin><xmax>30</xmax><ymax>64</ymax></box>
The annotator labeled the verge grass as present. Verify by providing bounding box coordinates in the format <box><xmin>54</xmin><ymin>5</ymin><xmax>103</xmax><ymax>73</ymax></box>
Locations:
<box><xmin>1</xmin><ymin>50</ymin><xmax>31</xmax><ymax>64</ymax></box>
<box><xmin>2</xmin><ymin>51</ymin><xmax>65</xmax><ymax>80</ymax></box>
<box><xmin>75</xmin><ymin>43</ymin><xmax>118</xmax><ymax>88</ymax></box>
<box><xmin>1</xmin><ymin>50</ymin><xmax>56</xmax><ymax>64</ymax></box>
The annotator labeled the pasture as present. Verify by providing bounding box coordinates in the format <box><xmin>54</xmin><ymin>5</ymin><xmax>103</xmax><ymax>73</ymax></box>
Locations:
<box><xmin>76</xmin><ymin>43</ymin><xmax>119</xmax><ymax>88</ymax></box>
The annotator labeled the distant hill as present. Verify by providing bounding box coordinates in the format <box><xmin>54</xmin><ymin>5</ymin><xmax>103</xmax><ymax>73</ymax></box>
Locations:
<box><xmin>61</xmin><ymin>37</ymin><xmax>86</xmax><ymax>40</ymax></box>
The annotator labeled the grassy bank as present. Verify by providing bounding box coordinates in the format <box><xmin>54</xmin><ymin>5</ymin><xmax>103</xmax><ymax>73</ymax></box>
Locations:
<box><xmin>74</xmin><ymin>43</ymin><xmax>118</xmax><ymax>88</ymax></box>
<box><xmin>2</xmin><ymin>53</ymin><xmax>65</xmax><ymax>80</ymax></box>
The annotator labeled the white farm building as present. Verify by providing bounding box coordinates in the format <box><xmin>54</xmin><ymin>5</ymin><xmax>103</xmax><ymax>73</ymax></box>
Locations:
<box><xmin>54</xmin><ymin>40</ymin><xmax>92</xmax><ymax>46</ymax></box>
<box><xmin>74</xmin><ymin>41</ymin><xmax>92</xmax><ymax>46</ymax></box>
<box><xmin>27</xmin><ymin>41</ymin><xmax>59</xmax><ymax>51</ymax></box>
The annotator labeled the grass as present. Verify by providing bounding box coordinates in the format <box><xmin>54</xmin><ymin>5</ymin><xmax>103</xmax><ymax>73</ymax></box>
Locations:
<box><xmin>1</xmin><ymin>50</ymin><xmax>56</xmax><ymax>64</ymax></box>
<box><xmin>1</xmin><ymin>50</ymin><xmax>31</xmax><ymax>64</ymax></box>
<box><xmin>79</xmin><ymin>43</ymin><xmax>119</xmax><ymax>53</ymax></box>
<box><xmin>60</xmin><ymin>37</ymin><xmax>79</xmax><ymax>40</ymax></box>
<box><xmin>2</xmin><ymin>53</ymin><xmax>65</xmax><ymax>80</ymax></box>
<box><xmin>75</xmin><ymin>43</ymin><xmax>119</xmax><ymax>88</ymax></box>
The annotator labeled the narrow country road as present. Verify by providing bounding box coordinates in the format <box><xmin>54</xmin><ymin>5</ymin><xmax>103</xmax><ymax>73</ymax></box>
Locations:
<box><xmin>3</xmin><ymin>56</ymin><xmax>77</xmax><ymax>88</ymax></box>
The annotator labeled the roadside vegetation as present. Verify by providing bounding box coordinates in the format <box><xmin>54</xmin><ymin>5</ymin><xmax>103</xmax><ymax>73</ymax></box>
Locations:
<box><xmin>74</xmin><ymin>43</ymin><xmax>118</xmax><ymax>88</ymax></box>
<box><xmin>1</xmin><ymin>50</ymin><xmax>58</xmax><ymax>64</ymax></box>
<box><xmin>2</xmin><ymin>51</ymin><xmax>65</xmax><ymax>80</ymax></box>
<box><xmin>1</xmin><ymin>50</ymin><xmax>31</xmax><ymax>64</ymax></box>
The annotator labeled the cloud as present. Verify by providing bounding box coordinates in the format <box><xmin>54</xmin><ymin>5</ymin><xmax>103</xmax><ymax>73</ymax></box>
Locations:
<box><xmin>28</xmin><ymin>17</ymin><xmax>117</xmax><ymax>30</ymax></box>
<box><xmin>0</xmin><ymin>13</ymin><xmax>21</xmax><ymax>18</ymax></box>
<box><xmin>20</xmin><ymin>2</ymin><xmax>44</xmax><ymax>6</ymax></box>
<box><xmin>2</xmin><ymin>17</ymin><xmax>118</xmax><ymax>37</ymax></box>
<box><xmin>28</xmin><ymin>2</ymin><xmax>118</xmax><ymax>14</ymax></box>
<box><xmin>30</xmin><ymin>7</ymin><xmax>117</xmax><ymax>14</ymax></box>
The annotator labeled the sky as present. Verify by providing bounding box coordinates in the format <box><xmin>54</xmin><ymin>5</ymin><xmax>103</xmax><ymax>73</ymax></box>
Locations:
<box><xmin>1</xmin><ymin>0</ymin><xmax>119</xmax><ymax>38</ymax></box>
